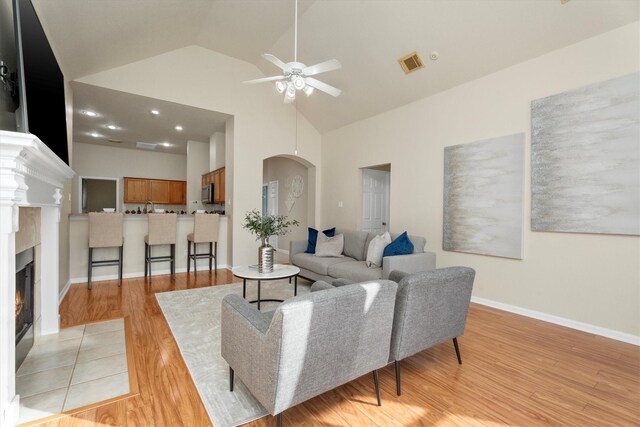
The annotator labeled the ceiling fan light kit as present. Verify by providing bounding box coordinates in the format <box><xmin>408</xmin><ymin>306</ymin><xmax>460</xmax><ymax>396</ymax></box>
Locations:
<box><xmin>243</xmin><ymin>0</ymin><xmax>342</xmax><ymax>103</ymax></box>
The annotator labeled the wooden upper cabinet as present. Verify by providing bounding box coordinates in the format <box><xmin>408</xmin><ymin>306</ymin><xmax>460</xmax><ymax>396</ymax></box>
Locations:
<box><xmin>218</xmin><ymin>168</ymin><xmax>225</xmax><ymax>203</ymax></box>
<box><xmin>202</xmin><ymin>167</ymin><xmax>225</xmax><ymax>204</ymax></box>
<box><xmin>149</xmin><ymin>180</ymin><xmax>170</xmax><ymax>204</ymax></box>
<box><xmin>169</xmin><ymin>180</ymin><xmax>186</xmax><ymax>204</ymax></box>
<box><xmin>124</xmin><ymin>178</ymin><xmax>149</xmax><ymax>203</ymax></box>
<box><xmin>124</xmin><ymin>177</ymin><xmax>186</xmax><ymax>204</ymax></box>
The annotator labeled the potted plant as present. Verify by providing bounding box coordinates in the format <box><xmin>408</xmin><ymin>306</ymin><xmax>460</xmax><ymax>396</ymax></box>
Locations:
<box><xmin>242</xmin><ymin>209</ymin><xmax>299</xmax><ymax>273</ymax></box>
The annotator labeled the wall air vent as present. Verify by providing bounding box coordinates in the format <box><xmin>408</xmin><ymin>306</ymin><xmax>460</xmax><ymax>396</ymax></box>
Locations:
<box><xmin>398</xmin><ymin>51</ymin><xmax>424</xmax><ymax>74</ymax></box>
<box><xmin>136</xmin><ymin>141</ymin><xmax>157</xmax><ymax>150</ymax></box>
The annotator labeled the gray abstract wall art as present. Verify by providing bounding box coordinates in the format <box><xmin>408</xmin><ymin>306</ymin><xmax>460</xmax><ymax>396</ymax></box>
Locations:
<box><xmin>444</xmin><ymin>133</ymin><xmax>525</xmax><ymax>259</ymax></box>
<box><xmin>531</xmin><ymin>72</ymin><xmax>640</xmax><ymax>236</ymax></box>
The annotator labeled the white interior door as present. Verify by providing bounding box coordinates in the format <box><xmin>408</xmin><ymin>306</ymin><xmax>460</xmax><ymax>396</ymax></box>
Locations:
<box><xmin>267</xmin><ymin>181</ymin><xmax>278</xmax><ymax>247</ymax></box>
<box><xmin>361</xmin><ymin>169</ymin><xmax>390</xmax><ymax>233</ymax></box>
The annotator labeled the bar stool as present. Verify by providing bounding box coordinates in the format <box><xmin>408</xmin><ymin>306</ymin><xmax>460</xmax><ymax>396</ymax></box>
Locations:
<box><xmin>88</xmin><ymin>212</ymin><xmax>124</xmax><ymax>289</ymax></box>
<box><xmin>145</xmin><ymin>213</ymin><xmax>177</xmax><ymax>279</ymax></box>
<box><xmin>187</xmin><ymin>213</ymin><xmax>220</xmax><ymax>273</ymax></box>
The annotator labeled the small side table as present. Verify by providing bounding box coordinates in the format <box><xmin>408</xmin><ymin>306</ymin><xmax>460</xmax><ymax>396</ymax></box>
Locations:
<box><xmin>232</xmin><ymin>264</ymin><xmax>300</xmax><ymax>310</ymax></box>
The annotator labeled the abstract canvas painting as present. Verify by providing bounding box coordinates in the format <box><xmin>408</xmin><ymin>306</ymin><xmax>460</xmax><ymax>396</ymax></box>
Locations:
<box><xmin>531</xmin><ymin>72</ymin><xmax>640</xmax><ymax>236</ymax></box>
<box><xmin>444</xmin><ymin>133</ymin><xmax>524</xmax><ymax>259</ymax></box>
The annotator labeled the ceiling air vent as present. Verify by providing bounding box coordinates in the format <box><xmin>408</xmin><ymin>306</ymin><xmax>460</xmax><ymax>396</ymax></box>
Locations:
<box><xmin>398</xmin><ymin>51</ymin><xmax>424</xmax><ymax>74</ymax></box>
<box><xmin>108</xmin><ymin>139</ymin><xmax>122</xmax><ymax>143</ymax></box>
<box><xmin>136</xmin><ymin>141</ymin><xmax>157</xmax><ymax>150</ymax></box>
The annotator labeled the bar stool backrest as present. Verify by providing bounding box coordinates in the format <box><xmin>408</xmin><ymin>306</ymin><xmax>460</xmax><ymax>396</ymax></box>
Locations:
<box><xmin>89</xmin><ymin>212</ymin><xmax>124</xmax><ymax>248</ymax></box>
<box><xmin>147</xmin><ymin>213</ymin><xmax>177</xmax><ymax>245</ymax></box>
<box><xmin>192</xmin><ymin>213</ymin><xmax>220</xmax><ymax>243</ymax></box>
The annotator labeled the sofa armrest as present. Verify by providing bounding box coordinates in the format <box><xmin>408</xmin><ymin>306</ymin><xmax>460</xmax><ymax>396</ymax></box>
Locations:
<box><xmin>289</xmin><ymin>239</ymin><xmax>308</xmax><ymax>259</ymax></box>
<box><xmin>388</xmin><ymin>270</ymin><xmax>410</xmax><ymax>283</ymax></box>
<box><xmin>382</xmin><ymin>251</ymin><xmax>436</xmax><ymax>279</ymax></box>
<box><xmin>310</xmin><ymin>281</ymin><xmax>335</xmax><ymax>292</ymax></box>
<box><xmin>222</xmin><ymin>294</ymin><xmax>272</xmax><ymax>335</ymax></box>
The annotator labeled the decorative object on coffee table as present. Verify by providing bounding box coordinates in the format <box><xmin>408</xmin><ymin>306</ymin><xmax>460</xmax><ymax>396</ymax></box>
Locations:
<box><xmin>242</xmin><ymin>209</ymin><xmax>299</xmax><ymax>273</ymax></box>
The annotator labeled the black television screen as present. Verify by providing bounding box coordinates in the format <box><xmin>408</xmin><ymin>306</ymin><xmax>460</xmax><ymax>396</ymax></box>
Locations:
<box><xmin>14</xmin><ymin>0</ymin><xmax>69</xmax><ymax>164</ymax></box>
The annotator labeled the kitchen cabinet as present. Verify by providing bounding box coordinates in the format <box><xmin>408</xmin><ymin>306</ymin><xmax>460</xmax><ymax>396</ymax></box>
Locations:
<box><xmin>149</xmin><ymin>180</ymin><xmax>170</xmax><ymax>203</ymax></box>
<box><xmin>169</xmin><ymin>180</ymin><xmax>186</xmax><ymax>204</ymax></box>
<box><xmin>124</xmin><ymin>177</ymin><xmax>186</xmax><ymax>204</ymax></box>
<box><xmin>201</xmin><ymin>167</ymin><xmax>225</xmax><ymax>204</ymax></box>
<box><xmin>124</xmin><ymin>178</ymin><xmax>148</xmax><ymax>203</ymax></box>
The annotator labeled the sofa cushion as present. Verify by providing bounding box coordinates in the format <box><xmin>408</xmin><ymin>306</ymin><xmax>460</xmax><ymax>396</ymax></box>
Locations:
<box><xmin>366</xmin><ymin>231</ymin><xmax>392</xmax><ymax>267</ymax></box>
<box><xmin>336</xmin><ymin>229</ymin><xmax>370</xmax><ymax>261</ymax></box>
<box><xmin>390</xmin><ymin>232</ymin><xmax>425</xmax><ymax>253</ymax></box>
<box><xmin>383</xmin><ymin>232</ymin><xmax>414</xmax><ymax>257</ymax></box>
<box><xmin>291</xmin><ymin>252</ymin><xmax>353</xmax><ymax>276</ymax></box>
<box><xmin>315</xmin><ymin>233</ymin><xmax>345</xmax><ymax>257</ymax></box>
<box><xmin>306</xmin><ymin>227</ymin><xmax>336</xmax><ymax>253</ymax></box>
<box><xmin>327</xmin><ymin>261</ymin><xmax>383</xmax><ymax>282</ymax></box>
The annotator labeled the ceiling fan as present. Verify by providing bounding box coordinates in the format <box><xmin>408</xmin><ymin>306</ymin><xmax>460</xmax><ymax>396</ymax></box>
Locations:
<box><xmin>243</xmin><ymin>0</ymin><xmax>341</xmax><ymax>103</ymax></box>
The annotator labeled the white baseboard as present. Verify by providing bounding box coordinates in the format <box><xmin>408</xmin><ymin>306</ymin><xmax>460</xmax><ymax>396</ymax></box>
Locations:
<box><xmin>58</xmin><ymin>279</ymin><xmax>71</xmax><ymax>304</ymax></box>
<box><xmin>70</xmin><ymin>264</ymin><xmax>231</xmax><ymax>284</ymax></box>
<box><xmin>471</xmin><ymin>296</ymin><xmax>640</xmax><ymax>346</ymax></box>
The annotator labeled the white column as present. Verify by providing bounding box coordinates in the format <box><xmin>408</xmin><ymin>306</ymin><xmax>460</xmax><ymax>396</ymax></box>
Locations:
<box><xmin>0</xmin><ymin>205</ymin><xmax>19</xmax><ymax>427</ymax></box>
<box><xmin>39</xmin><ymin>206</ymin><xmax>60</xmax><ymax>335</ymax></box>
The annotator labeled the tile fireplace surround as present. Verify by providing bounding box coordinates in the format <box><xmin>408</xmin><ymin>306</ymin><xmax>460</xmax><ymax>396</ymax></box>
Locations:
<box><xmin>0</xmin><ymin>130</ymin><xmax>74</xmax><ymax>426</ymax></box>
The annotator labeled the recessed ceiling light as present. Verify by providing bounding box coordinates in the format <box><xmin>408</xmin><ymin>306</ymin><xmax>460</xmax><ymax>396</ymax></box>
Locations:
<box><xmin>90</xmin><ymin>132</ymin><xmax>100</xmax><ymax>138</ymax></box>
<box><xmin>175</xmin><ymin>125</ymin><xmax>183</xmax><ymax>131</ymax></box>
<box><xmin>83</xmin><ymin>110</ymin><xmax>97</xmax><ymax>117</ymax></box>
<box><xmin>150</xmin><ymin>109</ymin><xmax>160</xmax><ymax>115</ymax></box>
<box><xmin>161</xmin><ymin>142</ymin><xmax>172</xmax><ymax>147</ymax></box>
<box><xmin>107</xmin><ymin>124</ymin><xmax>117</xmax><ymax>130</ymax></box>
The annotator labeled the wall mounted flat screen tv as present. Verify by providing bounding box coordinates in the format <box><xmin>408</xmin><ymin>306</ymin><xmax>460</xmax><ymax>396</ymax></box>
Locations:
<box><xmin>13</xmin><ymin>0</ymin><xmax>69</xmax><ymax>164</ymax></box>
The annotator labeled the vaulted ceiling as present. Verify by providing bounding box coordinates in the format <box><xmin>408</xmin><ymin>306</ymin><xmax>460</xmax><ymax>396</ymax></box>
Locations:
<box><xmin>33</xmin><ymin>0</ymin><xmax>639</xmax><ymax>133</ymax></box>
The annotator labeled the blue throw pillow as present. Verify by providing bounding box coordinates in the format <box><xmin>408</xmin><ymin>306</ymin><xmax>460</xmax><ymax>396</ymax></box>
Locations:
<box><xmin>383</xmin><ymin>231</ymin><xmax>414</xmax><ymax>258</ymax></box>
<box><xmin>306</xmin><ymin>227</ymin><xmax>336</xmax><ymax>253</ymax></box>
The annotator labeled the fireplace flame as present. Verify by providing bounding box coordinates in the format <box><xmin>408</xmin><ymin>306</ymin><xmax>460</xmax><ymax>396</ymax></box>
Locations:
<box><xmin>15</xmin><ymin>289</ymin><xmax>24</xmax><ymax>318</ymax></box>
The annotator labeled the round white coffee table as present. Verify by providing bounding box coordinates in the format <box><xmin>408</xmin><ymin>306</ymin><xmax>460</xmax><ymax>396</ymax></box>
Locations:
<box><xmin>232</xmin><ymin>264</ymin><xmax>300</xmax><ymax>309</ymax></box>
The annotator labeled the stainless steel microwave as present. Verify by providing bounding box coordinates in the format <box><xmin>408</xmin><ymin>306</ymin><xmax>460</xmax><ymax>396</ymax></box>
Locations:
<box><xmin>202</xmin><ymin>184</ymin><xmax>214</xmax><ymax>203</ymax></box>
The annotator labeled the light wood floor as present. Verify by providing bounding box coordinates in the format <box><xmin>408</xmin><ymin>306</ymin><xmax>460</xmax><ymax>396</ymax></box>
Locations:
<box><xmin>33</xmin><ymin>271</ymin><xmax>639</xmax><ymax>426</ymax></box>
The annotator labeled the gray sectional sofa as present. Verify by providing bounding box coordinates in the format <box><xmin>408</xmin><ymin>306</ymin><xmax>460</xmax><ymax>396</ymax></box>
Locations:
<box><xmin>289</xmin><ymin>228</ymin><xmax>436</xmax><ymax>282</ymax></box>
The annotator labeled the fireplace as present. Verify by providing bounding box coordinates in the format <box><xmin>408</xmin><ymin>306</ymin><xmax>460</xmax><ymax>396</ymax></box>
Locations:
<box><xmin>1</xmin><ymin>130</ymin><xmax>75</xmax><ymax>427</ymax></box>
<box><xmin>15</xmin><ymin>248</ymin><xmax>34</xmax><ymax>371</ymax></box>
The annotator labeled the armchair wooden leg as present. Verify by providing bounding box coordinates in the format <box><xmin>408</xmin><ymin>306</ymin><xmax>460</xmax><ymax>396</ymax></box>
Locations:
<box><xmin>453</xmin><ymin>337</ymin><xmax>462</xmax><ymax>365</ymax></box>
<box><xmin>373</xmin><ymin>369</ymin><xmax>381</xmax><ymax>406</ymax></box>
<box><xmin>395</xmin><ymin>360</ymin><xmax>402</xmax><ymax>396</ymax></box>
<box><xmin>229</xmin><ymin>367</ymin><xmax>234</xmax><ymax>392</ymax></box>
<box><xmin>276</xmin><ymin>413</ymin><xmax>282</xmax><ymax>427</ymax></box>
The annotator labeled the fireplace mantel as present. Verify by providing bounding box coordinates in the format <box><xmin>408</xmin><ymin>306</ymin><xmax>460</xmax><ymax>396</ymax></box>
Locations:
<box><xmin>0</xmin><ymin>130</ymin><xmax>74</xmax><ymax>426</ymax></box>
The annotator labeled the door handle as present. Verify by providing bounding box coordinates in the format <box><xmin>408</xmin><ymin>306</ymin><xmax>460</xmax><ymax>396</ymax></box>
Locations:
<box><xmin>382</xmin><ymin>222</ymin><xmax>387</xmax><ymax>226</ymax></box>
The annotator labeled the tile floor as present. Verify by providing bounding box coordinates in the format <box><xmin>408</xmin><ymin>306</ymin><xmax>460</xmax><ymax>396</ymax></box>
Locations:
<box><xmin>16</xmin><ymin>318</ymin><xmax>130</xmax><ymax>425</ymax></box>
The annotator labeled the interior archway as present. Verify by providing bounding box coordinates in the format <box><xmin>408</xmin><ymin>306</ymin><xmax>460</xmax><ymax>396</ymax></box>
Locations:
<box><xmin>262</xmin><ymin>155</ymin><xmax>316</xmax><ymax>254</ymax></box>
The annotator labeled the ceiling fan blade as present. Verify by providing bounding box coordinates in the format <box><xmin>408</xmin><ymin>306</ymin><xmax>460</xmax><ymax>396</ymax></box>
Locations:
<box><xmin>243</xmin><ymin>75</ymin><xmax>287</xmax><ymax>84</ymax></box>
<box><xmin>302</xmin><ymin>59</ymin><xmax>342</xmax><ymax>77</ymax></box>
<box><xmin>305</xmin><ymin>77</ymin><xmax>342</xmax><ymax>97</ymax></box>
<box><xmin>262</xmin><ymin>54</ymin><xmax>291</xmax><ymax>72</ymax></box>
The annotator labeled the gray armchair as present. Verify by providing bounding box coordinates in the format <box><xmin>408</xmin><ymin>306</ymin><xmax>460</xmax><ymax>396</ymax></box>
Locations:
<box><xmin>221</xmin><ymin>280</ymin><xmax>398</xmax><ymax>426</ymax></box>
<box><xmin>388</xmin><ymin>267</ymin><xmax>475</xmax><ymax>395</ymax></box>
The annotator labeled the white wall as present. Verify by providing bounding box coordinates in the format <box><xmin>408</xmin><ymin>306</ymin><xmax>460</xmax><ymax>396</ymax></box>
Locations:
<box><xmin>187</xmin><ymin>140</ymin><xmax>210</xmax><ymax>211</ymax></box>
<box><xmin>209</xmin><ymin>131</ymin><xmax>225</xmax><ymax>170</ymax></box>
<box><xmin>321</xmin><ymin>22</ymin><xmax>640</xmax><ymax>338</ymax></box>
<box><xmin>77</xmin><ymin>45</ymin><xmax>323</xmax><ymax>266</ymax></box>
<box><xmin>71</xmin><ymin>142</ymin><xmax>187</xmax><ymax>213</ymax></box>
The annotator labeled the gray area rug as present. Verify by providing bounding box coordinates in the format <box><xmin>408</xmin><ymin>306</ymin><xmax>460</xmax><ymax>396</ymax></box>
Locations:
<box><xmin>156</xmin><ymin>280</ymin><xmax>310</xmax><ymax>427</ymax></box>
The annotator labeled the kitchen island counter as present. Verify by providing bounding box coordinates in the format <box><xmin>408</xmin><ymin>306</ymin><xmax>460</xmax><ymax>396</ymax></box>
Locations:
<box><xmin>69</xmin><ymin>214</ymin><xmax>229</xmax><ymax>283</ymax></box>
